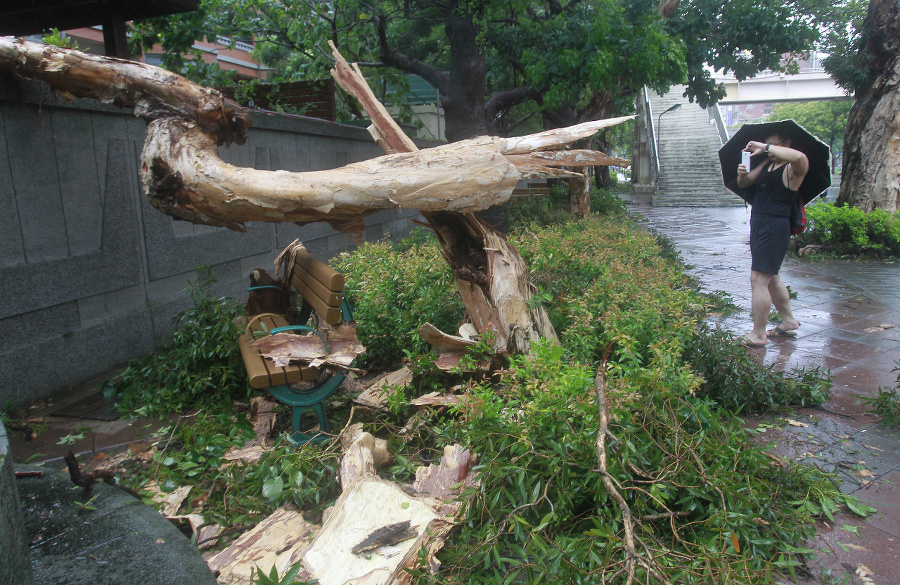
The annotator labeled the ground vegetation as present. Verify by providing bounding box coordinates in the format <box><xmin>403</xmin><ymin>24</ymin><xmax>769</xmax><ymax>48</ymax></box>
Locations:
<box><xmin>97</xmin><ymin>188</ymin><xmax>872</xmax><ymax>584</ymax></box>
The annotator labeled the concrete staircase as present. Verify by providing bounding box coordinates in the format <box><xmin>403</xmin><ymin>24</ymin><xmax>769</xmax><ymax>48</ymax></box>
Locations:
<box><xmin>649</xmin><ymin>87</ymin><xmax>744</xmax><ymax>206</ymax></box>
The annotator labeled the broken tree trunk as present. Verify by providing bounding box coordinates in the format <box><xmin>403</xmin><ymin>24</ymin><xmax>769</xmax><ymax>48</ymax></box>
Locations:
<box><xmin>0</xmin><ymin>37</ymin><xmax>629</xmax><ymax>354</ymax></box>
<box><xmin>329</xmin><ymin>44</ymin><xmax>559</xmax><ymax>354</ymax></box>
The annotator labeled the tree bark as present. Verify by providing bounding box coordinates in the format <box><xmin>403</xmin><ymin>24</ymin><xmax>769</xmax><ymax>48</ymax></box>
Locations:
<box><xmin>836</xmin><ymin>0</ymin><xmax>900</xmax><ymax>212</ymax></box>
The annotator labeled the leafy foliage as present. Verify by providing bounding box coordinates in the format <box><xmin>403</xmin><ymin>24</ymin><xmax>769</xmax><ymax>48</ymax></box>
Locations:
<box><xmin>111</xmin><ymin>267</ymin><xmax>250</xmax><ymax>417</ymax></box>
<box><xmin>666</xmin><ymin>0</ymin><xmax>828</xmax><ymax>107</ymax></box>
<box><xmin>684</xmin><ymin>325</ymin><xmax>831</xmax><ymax>412</ymax></box>
<box><xmin>110</xmin><ymin>210</ymin><xmax>861</xmax><ymax>583</ymax></box>
<box><xmin>421</xmin><ymin>341</ymin><xmax>851</xmax><ymax>584</ymax></box>
<box><xmin>819</xmin><ymin>0</ymin><xmax>870</xmax><ymax>95</ymax></box>
<box><xmin>862</xmin><ymin>361</ymin><xmax>900</xmax><ymax>428</ymax></box>
<box><xmin>331</xmin><ymin>229</ymin><xmax>465</xmax><ymax>369</ymax></box>
<box><xmin>768</xmin><ymin>100</ymin><xmax>852</xmax><ymax>171</ymax></box>
<box><xmin>126</xmin><ymin>0</ymin><xmax>833</xmax><ymax>136</ymax></box>
<box><xmin>124</xmin><ymin>412</ymin><xmax>341</xmax><ymax>528</ymax></box>
<box><xmin>801</xmin><ymin>202</ymin><xmax>900</xmax><ymax>257</ymax></box>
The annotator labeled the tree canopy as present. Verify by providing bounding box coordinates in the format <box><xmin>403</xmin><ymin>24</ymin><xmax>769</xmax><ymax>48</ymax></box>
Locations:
<box><xmin>768</xmin><ymin>100</ymin><xmax>852</xmax><ymax>170</ymax></box>
<box><xmin>130</xmin><ymin>0</ymin><xmax>834</xmax><ymax>140</ymax></box>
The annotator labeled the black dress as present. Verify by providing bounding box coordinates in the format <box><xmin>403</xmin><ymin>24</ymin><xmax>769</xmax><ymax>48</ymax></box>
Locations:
<box><xmin>749</xmin><ymin>163</ymin><xmax>796</xmax><ymax>275</ymax></box>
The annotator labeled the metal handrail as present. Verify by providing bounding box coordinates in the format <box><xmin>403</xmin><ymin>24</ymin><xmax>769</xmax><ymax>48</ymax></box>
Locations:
<box><xmin>708</xmin><ymin>105</ymin><xmax>728</xmax><ymax>146</ymax></box>
<box><xmin>642</xmin><ymin>87</ymin><xmax>661</xmax><ymax>187</ymax></box>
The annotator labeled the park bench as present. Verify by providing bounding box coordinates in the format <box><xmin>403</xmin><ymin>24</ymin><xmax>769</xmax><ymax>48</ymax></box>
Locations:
<box><xmin>238</xmin><ymin>243</ymin><xmax>355</xmax><ymax>443</ymax></box>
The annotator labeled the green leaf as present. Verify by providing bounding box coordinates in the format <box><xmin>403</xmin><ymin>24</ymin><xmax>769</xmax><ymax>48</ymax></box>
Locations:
<box><xmin>262</xmin><ymin>476</ymin><xmax>284</xmax><ymax>500</ymax></box>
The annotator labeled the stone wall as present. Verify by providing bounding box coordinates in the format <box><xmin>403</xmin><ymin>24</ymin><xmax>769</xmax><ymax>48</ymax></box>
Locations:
<box><xmin>0</xmin><ymin>76</ymin><xmax>428</xmax><ymax>406</ymax></box>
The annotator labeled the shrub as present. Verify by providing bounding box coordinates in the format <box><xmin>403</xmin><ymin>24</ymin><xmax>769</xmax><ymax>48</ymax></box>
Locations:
<box><xmin>803</xmin><ymin>202</ymin><xmax>900</xmax><ymax>256</ymax></box>
<box><xmin>112</xmin><ymin>267</ymin><xmax>249</xmax><ymax>417</ymax></box>
<box><xmin>425</xmin><ymin>341</ymin><xmax>853</xmax><ymax>584</ymax></box>
<box><xmin>332</xmin><ymin>229</ymin><xmax>465</xmax><ymax>369</ymax></box>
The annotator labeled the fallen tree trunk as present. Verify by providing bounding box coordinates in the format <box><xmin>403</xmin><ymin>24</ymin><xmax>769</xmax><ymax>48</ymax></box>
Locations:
<box><xmin>0</xmin><ymin>37</ymin><xmax>630</xmax><ymax>354</ymax></box>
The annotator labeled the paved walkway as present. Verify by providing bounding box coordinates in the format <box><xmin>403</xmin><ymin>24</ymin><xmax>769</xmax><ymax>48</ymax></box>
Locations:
<box><xmin>630</xmin><ymin>201</ymin><xmax>900</xmax><ymax>585</ymax></box>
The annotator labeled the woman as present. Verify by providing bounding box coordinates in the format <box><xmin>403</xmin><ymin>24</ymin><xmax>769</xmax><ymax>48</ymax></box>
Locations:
<box><xmin>736</xmin><ymin>133</ymin><xmax>808</xmax><ymax>347</ymax></box>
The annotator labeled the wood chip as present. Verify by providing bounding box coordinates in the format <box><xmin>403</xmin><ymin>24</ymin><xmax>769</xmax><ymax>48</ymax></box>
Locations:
<box><xmin>354</xmin><ymin>367</ymin><xmax>412</xmax><ymax>411</ymax></box>
<box><xmin>207</xmin><ymin>506</ymin><xmax>317</xmax><ymax>585</ymax></box>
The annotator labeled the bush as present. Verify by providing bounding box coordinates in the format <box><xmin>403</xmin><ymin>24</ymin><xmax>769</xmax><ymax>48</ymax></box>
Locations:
<box><xmin>803</xmin><ymin>202</ymin><xmax>900</xmax><ymax>256</ymax></box>
<box><xmin>425</xmin><ymin>341</ymin><xmax>851</xmax><ymax>584</ymax></box>
<box><xmin>112</xmin><ymin>267</ymin><xmax>249</xmax><ymax>417</ymax></box>
<box><xmin>332</xmin><ymin>229</ymin><xmax>465</xmax><ymax>369</ymax></box>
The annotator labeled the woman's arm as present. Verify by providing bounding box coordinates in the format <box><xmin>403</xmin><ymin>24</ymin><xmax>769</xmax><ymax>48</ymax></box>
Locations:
<box><xmin>745</xmin><ymin>140</ymin><xmax>809</xmax><ymax>190</ymax></box>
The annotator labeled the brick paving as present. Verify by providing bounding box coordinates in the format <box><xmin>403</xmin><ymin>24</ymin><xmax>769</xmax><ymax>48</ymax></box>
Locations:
<box><xmin>631</xmin><ymin>201</ymin><xmax>900</xmax><ymax>585</ymax></box>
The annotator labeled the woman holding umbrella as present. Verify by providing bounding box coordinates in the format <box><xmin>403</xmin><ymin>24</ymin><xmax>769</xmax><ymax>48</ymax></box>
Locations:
<box><xmin>735</xmin><ymin>132</ymin><xmax>808</xmax><ymax>347</ymax></box>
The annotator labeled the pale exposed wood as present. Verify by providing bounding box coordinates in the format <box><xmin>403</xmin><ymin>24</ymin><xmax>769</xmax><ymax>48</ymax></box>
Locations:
<box><xmin>418</xmin><ymin>322</ymin><xmax>480</xmax><ymax>370</ymax></box>
<box><xmin>409</xmin><ymin>392</ymin><xmax>466</xmax><ymax>408</ymax></box>
<box><xmin>499</xmin><ymin>116</ymin><xmax>635</xmax><ymax>154</ymax></box>
<box><xmin>340</xmin><ymin>423</ymin><xmax>391</xmax><ymax>467</ymax></box>
<box><xmin>251</xmin><ymin>323</ymin><xmax>365</xmax><ymax>370</ymax></box>
<box><xmin>353</xmin><ymin>367</ymin><xmax>413</xmax><ymax>411</ymax></box>
<box><xmin>339</xmin><ymin>429</ymin><xmax>381</xmax><ymax>489</ymax></box>
<box><xmin>329</xmin><ymin>41</ymin><xmax>418</xmax><ymax>155</ymax></box>
<box><xmin>207</xmin><ymin>506</ymin><xmax>317</xmax><ymax>585</ymax></box>
<box><xmin>0</xmin><ymin>37</ymin><xmax>250</xmax><ymax>145</ymax></box>
<box><xmin>301</xmin><ymin>478</ymin><xmax>440</xmax><ymax>585</ymax></box>
<box><xmin>0</xmin><ymin>38</ymin><xmax>629</xmax><ymax>356</ymax></box>
<box><xmin>506</xmin><ymin>149</ymin><xmax>629</xmax><ymax>168</ymax></box>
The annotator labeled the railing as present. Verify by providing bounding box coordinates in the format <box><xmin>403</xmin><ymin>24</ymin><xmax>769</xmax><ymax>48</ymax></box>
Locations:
<box><xmin>708</xmin><ymin>105</ymin><xmax>728</xmax><ymax>146</ymax></box>
<box><xmin>641</xmin><ymin>87</ymin><xmax>661</xmax><ymax>187</ymax></box>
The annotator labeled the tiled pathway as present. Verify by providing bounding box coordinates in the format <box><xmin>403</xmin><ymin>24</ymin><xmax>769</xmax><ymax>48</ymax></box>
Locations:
<box><xmin>631</xmin><ymin>202</ymin><xmax>900</xmax><ymax>584</ymax></box>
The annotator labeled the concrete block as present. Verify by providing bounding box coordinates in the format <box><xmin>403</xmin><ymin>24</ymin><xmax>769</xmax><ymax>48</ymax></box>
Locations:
<box><xmin>0</xmin><ymin>302</ymin><xmax>79</xmax><ymax>348</ymax></box>
<box><xmin>51</xmin><ymin>108</ymin><xmax>103</xmax><ymax>257</ymax></box>
<box><xmin>0</xmin><ymin>423</ymin><xmax>33</xmax><ymax>585</ymax></box>
<box><xmin>240</xmin><ymin>252</ymin><xmax>278</xmax><ymax>279</ymax></box>
<box><xmin>77</xmin><ymin>285</ymin><xmax>148</xmax><ymax>329</ymax></box>
<box><xmin>0</xmin><ymin>309</ymin><xmax>156</xmax><ymax>406</ymax></box>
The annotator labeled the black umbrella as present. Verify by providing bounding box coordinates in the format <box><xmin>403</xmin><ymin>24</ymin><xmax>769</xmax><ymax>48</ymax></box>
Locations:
<box><xmin>718</xmin><ymin>119</ymin><xmax>831</xmax><ymax>204</ymax></box>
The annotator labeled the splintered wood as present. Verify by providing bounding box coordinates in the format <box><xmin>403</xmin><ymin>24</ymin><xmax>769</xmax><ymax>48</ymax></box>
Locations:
<box><xmin>354</xmin><ymin>367</ymin><xmax>413</xmax><ymax>410</ymax></box>
<box><xmin>251</xmin><ymin>323</ymin><xmax>365</xmax><ymax>370</ymax></box>
<box><xmin>209</xmin><ymin>442</ymin><xmax>477</xmax><ymax>585</ymax></box>
<box><xmin>207</xmin><ymin>507</ymin><xmax>318</xmax><ymax>585</ymax></box>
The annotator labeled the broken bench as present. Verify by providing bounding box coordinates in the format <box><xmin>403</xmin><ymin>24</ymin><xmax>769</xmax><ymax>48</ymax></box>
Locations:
<box><xmin>238</xmin><ymin>245</ymin><xmax>355</xmax><ymax>443</ymax></box>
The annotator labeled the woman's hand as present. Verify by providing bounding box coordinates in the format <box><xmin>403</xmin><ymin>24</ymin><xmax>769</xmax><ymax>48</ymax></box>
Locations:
<box><xmin>744</xmin><ymin>141</ymin><xmax>767</xmax><ymax>156</ymax></box>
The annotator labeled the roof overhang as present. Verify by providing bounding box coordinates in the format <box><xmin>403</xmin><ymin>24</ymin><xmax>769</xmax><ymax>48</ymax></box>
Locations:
<box><xmin>0</xmin><ymin>1</ymin><xmax>198</xmax><ymax>37</ymax></box>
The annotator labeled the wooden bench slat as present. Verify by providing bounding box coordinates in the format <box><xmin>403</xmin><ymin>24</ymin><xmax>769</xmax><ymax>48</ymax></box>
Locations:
<box><xmin>290</xmin><ymin>269</ymin><xmax>342</xmax><ymax>309</ymax></box>
<box><xmin>239</xmin><ymin>314</ymin><xmax>326</xmax><ymax>388</ymax></box>
<box><xmin>293</xmin><ymin>249</ymin><xmax>345</xmax><ymax>291</ymax></box>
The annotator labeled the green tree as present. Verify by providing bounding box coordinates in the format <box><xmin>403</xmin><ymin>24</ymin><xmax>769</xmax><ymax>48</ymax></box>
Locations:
<box><xmin>819</xmin><ymin>0</ymin><xmax>870</xmax><ymax>95</ymax></box>
<box><xmin>129</xmin><ymin>0</ymin><xmax>833</xmax><ymax>142</ymax></box>
<box><xmin>768</xmin><ymin>100</ymin><xmax>852</xmax><ymax>171</ymax></box>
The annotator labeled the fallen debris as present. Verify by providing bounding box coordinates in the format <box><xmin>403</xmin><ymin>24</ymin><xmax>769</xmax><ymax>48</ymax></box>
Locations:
<box><xmin>418</xmin><ymin>323</ymin><xmax>481</xmax><ymax>371</ymax></box>
<box><xmin>252</xmin><ymin>323</ymin><xmax>365</xmax><ymax>371</ymax></box>
<box><xmin>410</xmin><ymin>392</ymin><xmax>467</xmax><ymax>409</ymax></box>
<box><xmin>864</xmin><ymin>323</ymin><xmax>898</xmax><ymax>333</ymax></box>
<box><xmin>207</xmin><ymin>506</ymin><xmax>318</xmax><ymax>585</ymax></box>
<box><xmin>351</xmin><ymin>520</ymin><xmax>419</xmax><ymax>554</ymax></box>
<box><xmin>353</xmin><ymin>367</ymin><xmax>412</xmax><ymax>411</ymax></box>
<box><xmin>339</xmin><ymin>426</ymin><xmax>391</xmax><ymax>489</ymax></box>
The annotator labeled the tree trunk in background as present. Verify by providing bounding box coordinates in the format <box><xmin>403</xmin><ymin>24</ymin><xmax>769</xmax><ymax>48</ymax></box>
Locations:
<box><xmin>837</xmin><ymin>0</ymin><xmax>900</xmax><ymax>212</ymax></box>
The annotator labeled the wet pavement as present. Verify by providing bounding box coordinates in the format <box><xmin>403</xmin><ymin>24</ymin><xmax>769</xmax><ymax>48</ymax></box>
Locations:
<box><xmin>630</xmin><ymin>201</ymin><xmax>900</xmax><ymax>585</ymax></box>
<box><xmin>6</xmin><ymin>202</ymin><xmax>900</xmax><ymax>584</ymax></box>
